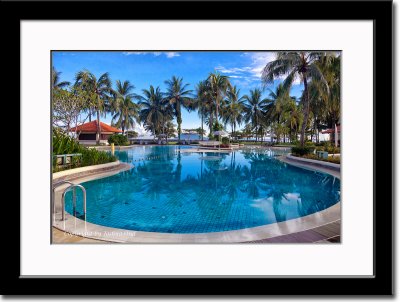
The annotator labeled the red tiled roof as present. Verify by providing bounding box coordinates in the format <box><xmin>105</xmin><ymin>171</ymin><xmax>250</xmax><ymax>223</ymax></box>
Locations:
<box><xmin>321</xmin><ymin>125</ymin><xmax>341</xmax><ymax>134</ymax></box>
<box><xmin>70</xmin><ymin>121</ymin><xmax>122</xmax><ymax>133</ymax></box>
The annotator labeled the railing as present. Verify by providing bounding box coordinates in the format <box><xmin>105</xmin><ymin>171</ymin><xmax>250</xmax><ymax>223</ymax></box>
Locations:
<box><xmin>52</xmin><ymin>181</ymin><xmax>87</xmax><ymax>221</ymax></box>
<box><xmin>53</xmin><ymin>153</ymin><xmax>82</xmax><ymax>167</ymax></box>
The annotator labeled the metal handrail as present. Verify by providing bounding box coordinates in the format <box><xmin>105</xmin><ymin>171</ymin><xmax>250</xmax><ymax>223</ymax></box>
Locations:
<box><xmin>61</xmin><ymin>184</ymin><xmax>87</xmax><ymax>221</ymax></box>
<box><xmin>52</xmin><ymin>181</ymin><xmax>75</xmax><ymax>216</ymax></box>
<box><xmin>52</xmin><ymin>181</ymin><xmax>87</xmax><ymax>221</ymax></box>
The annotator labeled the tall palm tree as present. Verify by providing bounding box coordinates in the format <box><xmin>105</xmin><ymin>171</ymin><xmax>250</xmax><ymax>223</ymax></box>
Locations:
<box><xmin>193</xmin><ymin>80</ymin><xmax>211</xmax><ymax>140</ymax></box>
<box><xmin>264</xmin><ymin>83</ymin><xmax>292</xmax><ymax>143</ymax></box>
<box><xmin>164</xmin><ymin>76</ymin><xmax>193</xmax><ymax>141</ymax></box>
<box><xmin>52</xmin><ymin>67</ymin><xmax>70</xmax><ymax>91</ymax></box>
<box><xmin>283</xmin><ymin>98</ymin><xmax>302</xmax><ymax>142</ymax></box>
<box><xmin>74</xmin><ymin>70</ymin><xmax>113</xmax><ymax>144</ymax></box>
<box><xmin>111</xmin><ymin>80</ymin><xmax>141</xmax><ymax>134</ymax></box>
<box><xmin>262</xmin><ymin>51</ymin><xmax>331</xmax><ymax>146</ymax></box>
<box><xmin>222</xmin><ymin>85</ymin><xmax>245</xmax><ymax>136</ymax></box>
<box><xmin>243</xmin><ymin>88</ymin><xmax>267</xmax><ymax>142</ymax></box>
<box><xmin>207</xmin><ymin>72</ymin><xmax>231</xmax><ymax>125</ymax></box>
<box><xmin>138</xmin><ymin>86</ymin><xmax>169</xmax><ymax>138</ymax></box>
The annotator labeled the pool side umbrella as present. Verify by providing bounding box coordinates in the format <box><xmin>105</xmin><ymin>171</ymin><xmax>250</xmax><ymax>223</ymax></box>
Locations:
<box><xmin>213</xmin><ymin>130</ymin><xmax>230</xmax><ymax>150</ymax></box>
<box><xmin>213</xmin><ymin>130</ymin><xmax>230</xmax><ymax>137</ymax></box>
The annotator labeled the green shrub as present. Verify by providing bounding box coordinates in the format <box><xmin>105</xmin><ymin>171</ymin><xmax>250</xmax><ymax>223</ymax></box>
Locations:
<box><xmin>301</xmin><ymin>154</ymin><xmax>340</xmax><ymax>164</ymax></box>
<box><xmin>108</xmin><ymin>134</ymin><xmax>129</xmax><ymax>146</ymax></box>
<box><xmin>53</xmin><ymin>129</ymin><xmax>117</xmax><ymax>172</ymax></box>
<box><xmin>326</xmin><ymin>145</ymin><xmax>340</xmax><ymax>154</ymax></box>
<box><xmin>291</xmin><ymin>146</ymin><xmax>315</xmax><ymax>156</ymax></box>
<box><xmin>221</xmin><ymin>137</ymin><xmax>230</xmax><ymax>144</ymax></box>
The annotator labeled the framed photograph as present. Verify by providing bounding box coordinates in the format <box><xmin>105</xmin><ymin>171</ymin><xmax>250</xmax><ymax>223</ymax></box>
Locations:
<box><xmin>3</xmin><ymin>0</ymin><xmax>393</xmax><ymax>295</ymax></box>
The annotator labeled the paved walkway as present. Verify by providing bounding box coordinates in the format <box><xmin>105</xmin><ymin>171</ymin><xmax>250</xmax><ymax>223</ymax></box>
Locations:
<box><xmin>242</xmin><ymin>220</ymin><xmax>341</xmax><ymax>244</ymax></box>
<box><xmin>52</xmin><ymin>228</ymin><xmax>107</xmax><ymax>244</ymax></box>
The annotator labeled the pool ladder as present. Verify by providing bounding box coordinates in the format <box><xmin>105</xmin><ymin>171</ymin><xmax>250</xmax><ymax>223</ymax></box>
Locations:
<box><xmin>52</xmin><ymin>181</ymin><xmax>87</xmax><ymax>221</ymax></box>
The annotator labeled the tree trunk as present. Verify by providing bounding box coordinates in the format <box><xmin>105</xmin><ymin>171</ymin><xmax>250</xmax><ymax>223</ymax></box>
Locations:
<box><xmin>300</xmin><ymin>74</ymin><xmax>310</xmax><ymax>147</ymax></box>
<box><xmin>201</xmin><ymin>113</ymin><xmax>204</xmax><ymax>141</ymax></box>
<box><xmin>177</xmin><ymin>104</ymin><xmax>182</xmax><ymax>141</ymax></box>
<box><xmin>209</xmin><ymin>112</ymin><xmax>214</xmax><ymax>138</ymax></box>
<box><xmin>96</xmin><ymin>109</ymin><xmax>101</xmax><ymax>144</ymax></box>
<box><xmin>215</xmin><ymin>92</ymin><xmax>219</xmax><ymax>124</ymax></box>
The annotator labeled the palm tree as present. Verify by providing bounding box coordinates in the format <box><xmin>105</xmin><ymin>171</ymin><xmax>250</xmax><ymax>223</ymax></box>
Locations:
<box><xmin>164</xmin><ymin>76</ymin><xmax>193</xmax><ymax>141</ymax></box>
<box><xmin>52</xmin><ymin>67</ymin><xmax>70</xmax><ymax>91</ymax></box>
<box><xmin>264</xmin><ymin>83</ymin><xmax>292</xmax><ymax>143</ymax></box>
<box><xmin>138</xmin><ymin>86</ymin><xmax>169</xmax><ymax>138</ymax></box>
<box><xmin>222</xmin><ymin>85</ymin><xmax>245</xmax><ymax>136</ymax></box>
<box><xmin>111</xmin><ymin>80</ymin><xmax>141</xmax><ymax>134</ymax></box>
<box><xmin>74</xmin><ymin>70</ymin><xmax>113</xmax><ymax>144</ymax></box>
<box><xmin>193</xmin><ymin>80</ymin><xmax>211</xmax><ymax>140</ymax></box>
<box><xmin>243</xmin><ymin>88</ymin><xmax>267</xmax><ymax>142</ymax></box>
<box><xmin>262</xmin><ymin>51</ymin><xmax>331</xmax><ymax>146</ymax></box>
<box><xmin>307</xmin><ymin>55</ymin><xmax>341</xmax><ymax>143</ymax></box>
<box><xmin>207</xmin><ymin>72</ymin><xmax>231</xmax><ymax>124</ymax></box>
<box><xmin>283</xmin><ymin>98</ymin><xmax>302</xmax><ymax>142</ymax></box>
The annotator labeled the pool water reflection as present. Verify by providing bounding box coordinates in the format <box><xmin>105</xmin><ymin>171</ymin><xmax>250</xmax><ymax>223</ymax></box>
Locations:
<box><xmin>65</xmin><ymin>146</ymin><xmax>340</xmax><ymax>233</ymax></box>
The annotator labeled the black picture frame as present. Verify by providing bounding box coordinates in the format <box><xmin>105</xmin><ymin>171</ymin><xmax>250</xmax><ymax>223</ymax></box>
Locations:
<box><xmin>2</xmin><ymin>0</ymin><xmax>393</xmax><ymax>296</ymax></box>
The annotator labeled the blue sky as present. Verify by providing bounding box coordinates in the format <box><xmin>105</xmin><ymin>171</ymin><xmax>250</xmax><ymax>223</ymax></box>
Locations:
<box><xmin>52</xmin><ymin>51</ymin><xmax>304</xmax><ymax>134</ymax></box>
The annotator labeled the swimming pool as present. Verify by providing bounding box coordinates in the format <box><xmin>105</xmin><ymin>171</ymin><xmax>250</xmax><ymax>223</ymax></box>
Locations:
<box><xmin>65</xmin><ymin>146</ymin><xmax>340</xmax><ymax>233</ymax></box>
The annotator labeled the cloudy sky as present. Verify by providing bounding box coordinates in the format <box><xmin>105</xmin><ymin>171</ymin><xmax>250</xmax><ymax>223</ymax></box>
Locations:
<box><xmin>52</xmin><ymin>51</ymin><xmax>304</xmax><ymax>133</ymax></box>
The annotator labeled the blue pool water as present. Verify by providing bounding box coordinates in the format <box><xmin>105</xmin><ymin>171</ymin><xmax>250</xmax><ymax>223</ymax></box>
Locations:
<box><xmin>65</xmin><ymin>146</ymin><xmax>340</xmax><ymax>233</ymax></box>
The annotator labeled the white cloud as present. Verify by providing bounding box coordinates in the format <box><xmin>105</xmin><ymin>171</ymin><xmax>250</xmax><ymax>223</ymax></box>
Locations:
<box><xmin>214</xmin><ymin>52</ymin><xmax>277</xmax><ymax>87</ymax></box>
<box><xmin>122</xmin><ymin>52</ymin><xmax>180</xmax><ymax>58</ymax></box>
<box><xmin>217</xmin><ymin>52</ymin><xmax>303</xmax><ymax>86</ymax></box>
<box><xmin>165</xmin><ymin>52</ymin><xmax>180</xmax><ymax>58</ymax></box>
<box><xmin>243</xmin><ymin>52</ymin><xmax>277</xmax><ymax>79</ymax></box>
<box><xmin>122</xmin><ymin>52</ymin><xmax>146</xmax><ymax>55</ymax></box>
<box><xmin>215</xmin><ymin>66</ymin><xmax>251</xmax><ymax>74</ymax></box>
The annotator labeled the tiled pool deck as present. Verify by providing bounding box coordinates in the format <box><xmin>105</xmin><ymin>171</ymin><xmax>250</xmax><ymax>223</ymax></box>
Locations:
<box><xmin>52</xmin><ymin>151</ymin><xmax>341</xmax><ymax>244</ymax></box>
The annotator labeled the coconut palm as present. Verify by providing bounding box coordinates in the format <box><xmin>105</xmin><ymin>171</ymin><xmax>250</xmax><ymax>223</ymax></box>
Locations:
<box><xmin>164</xmin><ymin>76</ymin><xmax>193</xmax><ymax>141</ymax></box>
<box><xmin>207</xmin><ymin>72</ymin><xmax>232</xmax><ymax>124</ymax></box>
<box><xmin>138</xmin><ymin>86</ymin><xmax>169</xmax><ymax>138</ymax></box>
<box><xmin>222</xmin><ymin>85</ymin><xmax>245</xmax><ymax>136</ymax></box>
<box><xmin>262</xmin><ymin>51</ymin><xmax>331</xmax><ymax>146</ymax></box>
<box><xmin>307</xmin><ymin>55</ymin><xmax>341</xmax><ymax>142</ymax></box>
<box><xmin>283</xmin><ymin>97</ymin><xmax>302</xmax><ymax>142</ymax></box>
<box><xmin>243</xmin><ymin>88</ymin><xmax>267</xmax><ymax>142</ymax></box>
<box><xmin>111</xmin><ymin>80</ymin><xmax>141</xmax><ymax>134</ymax></box>
<box><xmin>74</xmin><ymin>70</ymin><xmax>113</xmax><ymax>144</ymax></box>
<box><xmin>193</xmin><ymin>80</ymin><xmax>212</xmax><ymax>140</ymax></box>
<box><xmin>52</xmin><ymin>67</ymin><xmax>70</xmax><ymax>91</ymax></box>
<box><xmin>264</xmin><ymin>83</ymin><xmax>292</xmax><ymax>143</ymax></box>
